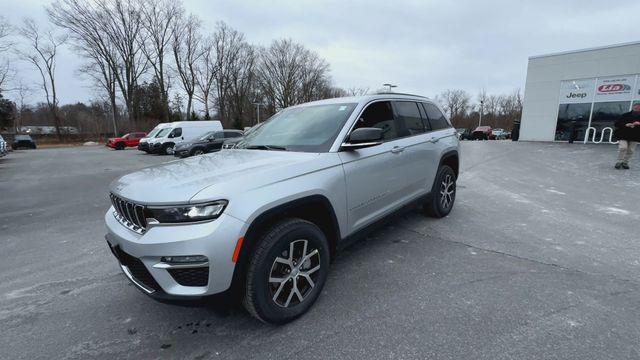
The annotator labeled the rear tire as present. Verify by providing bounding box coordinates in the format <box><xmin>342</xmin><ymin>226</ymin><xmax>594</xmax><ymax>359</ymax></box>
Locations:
<box><xmin>424</xmin><ymin>165</ymin><xmax>456</xmax><ymax>218</ymax></box>
<box><xmin>243</xmin><ymin>218</ymin><xmax>330</xmax><ymax>324</ymax></box>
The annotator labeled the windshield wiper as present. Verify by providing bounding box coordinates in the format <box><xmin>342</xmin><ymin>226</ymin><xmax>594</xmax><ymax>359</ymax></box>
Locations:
<box><xmin>245</xmin><ymin>145</ymin><xmax>288</xmax><ymax>151</ymax></box>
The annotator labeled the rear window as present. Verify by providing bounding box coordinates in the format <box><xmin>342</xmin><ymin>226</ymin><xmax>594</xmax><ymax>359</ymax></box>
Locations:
<box><xmin>422</xmin><ymin>103</ymin><xmax>450</xmax><ymax>130</ymax></box>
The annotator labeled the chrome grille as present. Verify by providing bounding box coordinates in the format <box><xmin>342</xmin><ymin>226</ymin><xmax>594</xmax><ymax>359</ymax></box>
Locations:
<box><xmin>109</xmin><ymin>193</ymin><xmax>147</xmax><ymax>234</ymax></box>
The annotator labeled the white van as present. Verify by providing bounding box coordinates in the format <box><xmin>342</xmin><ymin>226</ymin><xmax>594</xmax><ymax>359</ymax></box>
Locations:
<box><xmin>149</xmin><ymin>121</ymin><xmax>223</xmax><ymax>155</ymax></box>
<box><xmin>138</xmin><ymin>123</ymin><xmax>172</xmax><ymax>153</ymax></box>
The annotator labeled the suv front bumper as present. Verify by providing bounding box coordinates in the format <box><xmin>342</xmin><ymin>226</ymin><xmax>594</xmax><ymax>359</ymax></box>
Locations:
<box><xmin>105</xmin><ymin>208</ymin><xmax>246</xmax><ymax>298</ymax></box>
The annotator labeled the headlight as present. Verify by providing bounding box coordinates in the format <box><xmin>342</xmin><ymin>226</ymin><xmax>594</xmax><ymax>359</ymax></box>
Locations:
<box><xmin>146</xmin><ymin>201</ymin><xmax>227</xmax><ymax>223</ymax></box>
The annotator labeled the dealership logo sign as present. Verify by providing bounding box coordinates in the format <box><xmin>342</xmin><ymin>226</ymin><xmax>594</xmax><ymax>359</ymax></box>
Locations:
<box><xmin>566</xmin><ymin>92</ymin><xmax>587</xmax><ymax>99</ymax></box>
<box><xmin>597</xmin><ymin>84</ymin><xmax>631</xmax><ymax>93</ymax></box>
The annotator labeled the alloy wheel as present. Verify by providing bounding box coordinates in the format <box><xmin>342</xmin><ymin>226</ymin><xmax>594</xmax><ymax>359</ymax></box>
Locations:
<box><xmin>268</xmin><ymin>239</ymin><xmax>321</xmax><ymax>308</ymax></box>
<box><xmin>440</xmin><ymin>174</ymin><xmax>455</xmax><ymax>209</ymax></box>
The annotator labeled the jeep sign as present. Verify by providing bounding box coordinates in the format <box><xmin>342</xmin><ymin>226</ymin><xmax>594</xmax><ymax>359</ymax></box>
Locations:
<box><xmin>559</xmin><ymin>79</ymin><xmax>595</xmax><ymax>104</ymax></box>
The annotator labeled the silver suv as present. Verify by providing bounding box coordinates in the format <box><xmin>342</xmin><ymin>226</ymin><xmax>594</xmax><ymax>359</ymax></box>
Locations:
<box><xmin>105</xmin><ymin>93</ymin><xmax>460</xmax><ymax>323</ymax></box>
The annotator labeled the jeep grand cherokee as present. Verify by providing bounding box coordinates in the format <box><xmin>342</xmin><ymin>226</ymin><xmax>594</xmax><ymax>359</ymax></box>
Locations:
<box><xmin>105</xmin><ymin>93</ymin><xmax>460</xmax><ymax>324</ymax></box>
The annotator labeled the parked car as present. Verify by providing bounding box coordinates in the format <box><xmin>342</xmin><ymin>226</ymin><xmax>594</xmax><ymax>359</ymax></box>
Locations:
<box><xmin>0</xmin><ymin>135</ymin><xmax>7</xmax><ymax>157</ymax></box>
<box><xmin>12</xmin><ymin>134</ymin><xmax>37</xmax><ymax>149</ymax></box>
<box><xmin>138</xmin><ymin>123</ymin><xmax>171</xmax><ymax>153</ymax></box>
<box><xmin>490</xmin><ymin>128</ymin><xmax>507</xmax><ymax>140</ymax></box>
<box><xmin>173</xmin><ymin>130</ymin><xmax>244</xmax><ymax>158</ymax></box>
<box><xmin>149</xmin><ymin>121</ymin><xmax>224</xmax><ymax>155</ymax></box>
<box><xmin>105</xmin><ymin>93</ymin><xmax>460</xmax><ymax>324</ymax></box>
<box><xmin>471</xmin><ymin>126</ymin><xmax>492</xmax><ymax>140</ymax></box>
<box><xmin>222</xmin><ymin>136</ymin><xmax>243</xmax><ymax>149</ymax></box>
<box><xmin>106</xmin><ymin>132</ymin><xmax>147</xmax><ymax>150</ymax></box>
<box><xmin>456</xmin><ymin>128</ymin><xmax>472</xmax><ymax>140</ymax></box>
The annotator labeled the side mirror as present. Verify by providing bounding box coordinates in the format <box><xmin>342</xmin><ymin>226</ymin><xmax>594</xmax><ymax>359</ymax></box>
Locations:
<box><xmin>341</xmin><ymin>127</ymin><xmax>383</xmax><ymax>150</ymax></box>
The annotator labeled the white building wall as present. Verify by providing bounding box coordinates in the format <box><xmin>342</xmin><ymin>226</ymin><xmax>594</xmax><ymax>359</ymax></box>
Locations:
<box><xmin>520</xmin><ymin>42</ymin><xmax>640</xmax><ymax>141</ymax></box>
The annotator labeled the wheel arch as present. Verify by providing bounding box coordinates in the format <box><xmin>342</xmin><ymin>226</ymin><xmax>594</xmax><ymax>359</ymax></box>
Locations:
<box><xmin>439</xmin><ymin>150</ymin><xmax>459</xmax><ymax>178</ymax></box>
<box><xmin>230</xmin><ymin>195</ymin><xmax>341</xmax><ymax>293</ymax></box>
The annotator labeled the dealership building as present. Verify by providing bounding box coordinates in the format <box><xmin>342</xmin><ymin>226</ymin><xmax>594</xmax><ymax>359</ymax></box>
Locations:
<box><xmin>520</xmin><ymin>41</ymin><xmax>640</xmax><ymax>143</ymax></box>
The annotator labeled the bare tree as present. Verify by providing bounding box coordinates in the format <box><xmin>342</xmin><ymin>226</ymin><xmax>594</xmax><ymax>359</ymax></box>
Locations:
<box><xmin>437</xmin><ymin>89</ymin><xmax>470</xmax><ymax>122</ymax></box>
<box><xmin>79</xmin><ymin>54</ymin><xmax>119</xmax><ymax>135</ymax></box>
<box><xmin>139</xmin><ymin>0</ymin><xmax>182</xmax><ymax>121</ymax></box>
<box><xmin>172</xmin><ymin>14</ymin><xmax>202</xmax><ymax>119</ymax></box>
<box><xmin>257</xmin><ymin>39</ymin><xmax>331</xmax><ymax>111</ymax></box>
<box><xmin>195</xmin><ymin>35</ymin><xmax>215</xmax><ymax>119</ymax></box>
<box><xmin>98</xmin><ymin>0</ymin><xmax>148</xmax><ymax>122</ymax></box>
<box><xmin>207</xmin><ymin>22</ymin><xmax>257</xmax><ymax>127</ymax></box>
<box><xmin>48</xmin><ymin>0</ymin><xmax>147</xmax><ymax>131</ymax></box>
<box><xmin>16</xmin><ymin>18</ymin><xmax>67</xmax><ymax>140</ymax></box>
<box><xmin>13</xmin><ymin>79</ymin><xmax>33</xmax><ymax>131</ymax></box>
<box><xmin>212</xmin><ymin>22</ymin><xmax>244</xmax><ymax>123</ymax></box>
<box><xmin>346</xmin><ymin>87</ymin><xmax>369</xmax><ymax>96</ymax></box>
<box><xmin>0</xmin><ymin>16</ymin><xmax>14</xmax><ymax>92</ymax></box>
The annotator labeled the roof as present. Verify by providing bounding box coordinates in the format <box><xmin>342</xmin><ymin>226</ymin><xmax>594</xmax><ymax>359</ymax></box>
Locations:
<box><xmin>529</xmin><ymin>40</ymin><xmax>640</xmax><ymax>60</ymax></box>
<box><xmin>295</xmin><ymin>93</ymin><xmax>432</xmax><ymax>107</ymax></box>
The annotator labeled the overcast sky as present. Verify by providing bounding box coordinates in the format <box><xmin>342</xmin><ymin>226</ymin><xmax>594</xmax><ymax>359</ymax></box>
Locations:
<box><xmin>4</xmin><ymin>0</ymin><xmax>640</xmax><ymax>107</ymax></box>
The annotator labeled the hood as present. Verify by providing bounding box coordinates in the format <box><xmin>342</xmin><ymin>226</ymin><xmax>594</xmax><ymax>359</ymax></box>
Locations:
<box><xmin>110</xmin><ymin>150</ymin><xmax>336</xmax><ymax>204</ymax></box>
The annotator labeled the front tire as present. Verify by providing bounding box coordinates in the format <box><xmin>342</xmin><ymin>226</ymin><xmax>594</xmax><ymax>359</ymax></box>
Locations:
<box><xmin>243</xmin><ymin>218</ymin><xmax>330</xmax><ymax>324</ymax></box>
<box><xmin>115</xmin><ymin>142</ymin><xmax>125</xmax><ymax>150</ymax></box>
<box><xmin>162</xmin><ymin>143</ymin><xmax>174</xmax><ymax>155</ymax></box>
<box><xmin>192</xmin><ymin>148</ymin><xmax>205</xmax><ymax>156</ymax></box>
<box><xmin>424</xmin><ymin>165</ymin><xmax>456</xmax><ymax>218</ymax></box>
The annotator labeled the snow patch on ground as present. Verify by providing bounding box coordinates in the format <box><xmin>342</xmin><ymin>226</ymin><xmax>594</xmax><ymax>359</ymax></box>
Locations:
<box><xmin>546</xmin><ymin>189</ymin><xmax>567</xmax><ymax>195</ymax></box>
<box><xmin>598</xmin><ymin>206</ymin><xmax>630</xmax><ymax>215</ymax></box>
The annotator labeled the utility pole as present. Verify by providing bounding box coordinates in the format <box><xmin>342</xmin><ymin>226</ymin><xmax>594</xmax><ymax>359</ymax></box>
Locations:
<box><xmin>382</xmin><ymin>83</ymin><xmax>397</xmax><ymax>92</ymax></box>
<box><xmin>478</xmin><ymin>100</ymin><xmax>484</xmax><ymax>127</ymax></box>
<box><xmin>253</xmin><ymin>103</ymin><xmax>264</xmax><ymax>125</ymax></box>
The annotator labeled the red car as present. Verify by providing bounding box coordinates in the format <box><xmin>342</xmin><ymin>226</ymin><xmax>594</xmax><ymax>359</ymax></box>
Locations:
<box><xmin>106</xmin><ymin>132</ymin><xmax>147</xmax><ymax>150</ymax></box>
<box><xmin>471</xmin><ymin>126</ymin><xmax>492</xmax><ymax>140</ymax></box>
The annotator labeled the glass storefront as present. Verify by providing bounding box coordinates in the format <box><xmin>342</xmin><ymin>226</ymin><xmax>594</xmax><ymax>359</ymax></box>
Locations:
<box><xmin>555</xmin><ymin>103</ymin><xmax>591</xmax><ymax>141</ymax></box>
<box><xmin>555</xmin><ymin>74</ymin><xmax>638</xmax><ymax>143</ymax></box>
<box><xmin>590</xmin><ymin>101</ymin><xmax>630</xmax><ymax>142</ymax></box>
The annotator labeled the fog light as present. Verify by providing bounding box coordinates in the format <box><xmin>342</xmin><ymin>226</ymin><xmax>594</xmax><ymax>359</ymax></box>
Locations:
<box><xmin>161</xmin><ymin>255</ymin><xmax>208</xmax><ymax>264</ymax></box>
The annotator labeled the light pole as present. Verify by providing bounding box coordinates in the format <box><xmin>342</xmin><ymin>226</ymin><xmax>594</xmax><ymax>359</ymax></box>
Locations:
<box><xmin>253</xmin><ymin>103</ymin><xmax>264</xmax><ymax>124</ymax></box>
<box><xmin>478</xmin><ymin>100</ymin><xmax>484</xmax><ymax>127</ymax></box>
<box><xmin>383</xmin><ymin>83</ymin><xmax>397</xmax><ymax>92</ymax></box>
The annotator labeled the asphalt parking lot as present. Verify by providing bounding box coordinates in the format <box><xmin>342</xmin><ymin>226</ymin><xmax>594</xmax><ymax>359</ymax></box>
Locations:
<box><xmin>1</xmin><ymin>142</ymin><xmax>639</xmax><ymax>360</ymax></box>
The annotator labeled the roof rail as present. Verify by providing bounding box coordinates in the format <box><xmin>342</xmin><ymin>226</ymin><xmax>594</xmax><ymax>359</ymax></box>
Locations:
<box><xmin>373</xmin><ymin>91</ymin><xmax>427</xmax><ymax>98</ymax></box>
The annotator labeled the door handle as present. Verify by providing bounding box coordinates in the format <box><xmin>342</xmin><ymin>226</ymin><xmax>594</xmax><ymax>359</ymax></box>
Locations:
<box><xmin>391</xmin><ymin>146</ymin><xmax>404</xmax><ymax>154</ymax></box>
<box><xmin>429</xmin><ymin>137</ymin><xmax>440</xmax><ymax>143</ymax></box>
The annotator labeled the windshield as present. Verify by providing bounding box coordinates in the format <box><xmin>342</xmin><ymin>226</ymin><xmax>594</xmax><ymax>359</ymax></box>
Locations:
<box><xmin>236</xmin><ymin>103</ymin><xmax>357</xmax><ymax>152</ymax></box>
<box><xmin>15</xmin><ymin>135</ymin><xmax>31</xmax><ymax>140</ymax></box>
<box><xmin>146</xmin><ymin>128</ymin><xmax>162</xmax><ymax>138</ymax></box>
<box><xmin>155</xmin><ymin>128</ymin><xmax>171</xmax><ymax>138</ymax></box>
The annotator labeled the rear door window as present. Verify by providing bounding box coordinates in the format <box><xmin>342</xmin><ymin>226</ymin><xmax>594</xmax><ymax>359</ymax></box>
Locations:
<box><xmin>392</xmin><ymin>101</ymin><xmax>425</xmax><ymax>137</ymax></box>
<box><xmin>224</xmin><ymin>131</ymin><xmax>241</xmax><ymax>138</ymax></box>
<box><xmin>422</xmin><ymin>103</ymin><xmax>450</xmax><ymax>130</ymax></box>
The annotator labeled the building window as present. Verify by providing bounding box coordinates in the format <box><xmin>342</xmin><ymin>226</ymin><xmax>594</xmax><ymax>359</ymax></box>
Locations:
<box><xmin>590</xmin><ymin>101</ymin><xmax>630</xmax><ymax>141</ymax></box>
<box><xmin>555</xmin><ymin>103</ymin><xmax>591</xmax><ymax>141</ymax></box>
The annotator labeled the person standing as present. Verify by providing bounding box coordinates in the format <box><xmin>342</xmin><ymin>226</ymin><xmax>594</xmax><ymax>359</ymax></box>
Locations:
<box><xmin>614</xmin><ymin>103</ymin><xmax>640</xmax><ymax>169</ymax></box>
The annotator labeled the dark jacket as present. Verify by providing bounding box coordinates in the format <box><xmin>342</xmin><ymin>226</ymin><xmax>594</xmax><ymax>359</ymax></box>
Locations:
<box><xmin>615</xmin><ymin>111</ymin><xmax>640</xmax><ymax>142</ymax></box>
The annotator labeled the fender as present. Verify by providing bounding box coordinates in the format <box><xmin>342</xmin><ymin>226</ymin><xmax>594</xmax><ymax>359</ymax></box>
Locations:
<box><xmin>229</xmin><ymin>194</ymin><xmax>341</xmax><ymax>292</ymax></box>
